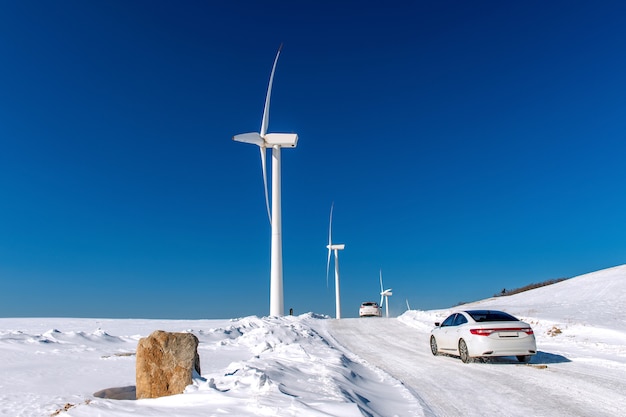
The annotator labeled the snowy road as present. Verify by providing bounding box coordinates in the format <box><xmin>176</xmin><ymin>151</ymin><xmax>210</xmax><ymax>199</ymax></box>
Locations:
<box><xmin>328</xmin><ymin>318</ymin><xmax>626</xmax><ymax>417</ymax></box>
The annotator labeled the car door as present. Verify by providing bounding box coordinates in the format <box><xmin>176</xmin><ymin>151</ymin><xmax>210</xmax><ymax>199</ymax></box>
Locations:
<box><xmin>437</xmin><ymin>314</ymin><xmax>458</xmax><ymax>351</ymax></box>
<box><xmin>450</xmin><ymin>313</ymin><xmax>468</xmax><ymax>353</ymax></box>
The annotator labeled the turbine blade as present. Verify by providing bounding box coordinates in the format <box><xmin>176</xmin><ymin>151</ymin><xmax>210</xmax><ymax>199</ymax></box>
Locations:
<box><xmin>379</xmin><ymin>269</ymin><xmax>384</xmax><ymax>293</ymax></box>
<box><xmin>328</xmin><ymin>203</ymin><xmax>334</xmax><ymax>247</ymax></box>
<box><xmin>326</xmin><ymin>202</ymin><xmax>334</xmax><ymax>288</ymax></box>
<box><xmin>260</xmin><ymin>44</ymin><xmax>283</xmax><ymax>137</ymax></box>
<box><xmin>380</xmin><ymin>293</ymin><xmax>384</xmax><ymax>308</ymax></box>
<box><xmin>326</xmin><ymin>247</ymin><xmax>331</xmax><ymax>288</ymax></box>
<box><xmin>260</xmin><ymin>147</ymin><xmax>271</xmax><ymax>224</ymax></box>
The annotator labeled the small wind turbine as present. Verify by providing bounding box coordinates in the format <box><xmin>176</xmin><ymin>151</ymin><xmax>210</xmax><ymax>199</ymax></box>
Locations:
<box><xmin>379</xmin><ymin>270</ymin><xmax>393</xmax><ymax>318</ymax></box>
<box><xmin>326</xmin><ymin>203</ymin><xmax>345</xmax><ymax>319</ymax></box>
<box><xmin>232</xmin><ymin>44</ymin><xmax>298</xmax><ymax>317</ymax></box>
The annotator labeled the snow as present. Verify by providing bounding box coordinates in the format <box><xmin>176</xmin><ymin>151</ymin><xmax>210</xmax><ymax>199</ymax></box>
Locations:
<box><xmin>1</xmin><ymin>265</ymin><xmax>626</xmax><ymax>416</ymax></box>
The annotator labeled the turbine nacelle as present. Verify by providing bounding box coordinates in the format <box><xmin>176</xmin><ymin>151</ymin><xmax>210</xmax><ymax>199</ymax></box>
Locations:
<box><xmin>327</xmin><ymin>243</ymin><xmax>345</xmax><ymax>251</ymax></box>
<box><xmin>233</xmin><ymin>133</ymin><xmax>298</xmax><ymax>148</ymax></box>
<box><xmin>265</xmin><ymin>133</ymin><xmax>298</xmax><ymax>147</ymax></box>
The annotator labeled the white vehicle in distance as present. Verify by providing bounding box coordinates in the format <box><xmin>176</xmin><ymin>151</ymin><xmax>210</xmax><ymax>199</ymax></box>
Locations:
<box><xmin>430</xmin><ymin>310</ymin><xmax>537</xmax><ymax>363</ymax></box>
<box><xmin>359</xmin><ymin>302</ymin><xmax>382</xmax><ymax>317</ymax></box>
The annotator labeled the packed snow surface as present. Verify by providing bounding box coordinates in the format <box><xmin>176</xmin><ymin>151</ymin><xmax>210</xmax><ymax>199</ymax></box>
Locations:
<box><xmin>1</xmin><ymin>265</ymin><xmax>625</xmax><ymax>416</ymax></box>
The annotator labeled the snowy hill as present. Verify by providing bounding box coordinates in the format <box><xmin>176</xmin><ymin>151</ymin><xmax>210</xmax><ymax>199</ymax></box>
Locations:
<box><xmin>1</xmin><ymin>264</ymin><xmax>625</xmax><ymax>416</ymax></box>
<box><xmin>402</xmin><ymin>263</ymin><xmax>626</xmax><ymax>327</ymax></box>
<box><xmin>466</xmin><ymin>263</ymin><xmax>626</xmax><ymax>329</ymax></box>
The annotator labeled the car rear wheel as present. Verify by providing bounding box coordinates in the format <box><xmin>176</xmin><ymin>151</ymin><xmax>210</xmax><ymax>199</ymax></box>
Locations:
<box><xmin>517</xmin><ymin>355</ymin><xmax>531</xmax><ymax>363</ymax></box>
<box><xmin>430</xmin><ymin>336</ymin><xmax>438</xmax><ymax>356</ymax></box>
<box><xmin>459</xmin><ymin>339</ymin><xmax>471</xmax><ymax>363</ymax></box>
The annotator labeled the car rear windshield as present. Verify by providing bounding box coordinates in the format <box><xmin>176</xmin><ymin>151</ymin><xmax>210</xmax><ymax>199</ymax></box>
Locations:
<box><xmin>466</xmin><ymin>310</ymin><xmax>519</xmax><ymax>322</ymax></box>
<box><xmin>362</xmin><ymin>302</ymin><xmax>377</xmax><ymax>307</ymax></box>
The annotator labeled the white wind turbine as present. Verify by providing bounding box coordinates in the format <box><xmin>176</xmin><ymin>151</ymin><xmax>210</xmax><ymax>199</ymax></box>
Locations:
<box><xmin>232</xmin><ymin>44</ymin><xmax>298</xmax><ymax>317</ymax></box>
<box><xmin>379</xmin><ymin>270</ymin><xmax>393</xmax><ymax>318</ymax></box>
<box><xmin>326</xmin><ymin>203</ymin><xmax>345</xmax><ymax>319</ymax></box>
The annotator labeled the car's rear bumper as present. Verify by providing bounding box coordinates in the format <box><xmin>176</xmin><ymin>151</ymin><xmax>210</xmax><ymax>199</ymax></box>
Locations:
<box><xmin>467</xmin><ymin>335</ymin><xmax>537</xmax><ymax>357</ymax></box>
<box><xmin>359</xmin><ymin>310</ymin><xmax>381</xmax><ymax>317</ymax></box>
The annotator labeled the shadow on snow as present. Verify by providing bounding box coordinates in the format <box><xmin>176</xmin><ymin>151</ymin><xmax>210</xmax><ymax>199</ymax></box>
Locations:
<box><xmin>436</xmin><ymin>350</ymin><xmax>571</xmax><ymax>365</ymax></box>
<box><xmin>478</xmin><ymin>351</ymin><xmax>571</xmax><ymax>365</ymax></box>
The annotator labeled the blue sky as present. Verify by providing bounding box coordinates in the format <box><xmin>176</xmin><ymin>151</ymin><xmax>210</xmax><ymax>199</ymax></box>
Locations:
<box><xmin>1</xmin><ymin>1</ymin><xmax>625</xmax><ymax>318</ymax></box>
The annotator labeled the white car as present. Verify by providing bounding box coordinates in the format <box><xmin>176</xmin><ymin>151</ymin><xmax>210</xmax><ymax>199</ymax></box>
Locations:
<box><xmin>359</xmin><ymin>302</ymin><xmax>381</xmax><ymax>317</ymax></box>
<box><xmin>430</xmin><ymin>310</ymin><xmax>537</xmax><ymax>363</ymax></box>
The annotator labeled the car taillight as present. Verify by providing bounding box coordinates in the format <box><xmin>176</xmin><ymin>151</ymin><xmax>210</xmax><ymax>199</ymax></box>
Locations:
<box><xmin>470</xmin><ymin>327</ymin><xmax>534</xmax><ymax>336</ymax></box>
<box><xmin>470</xmin><ymin>328</ymin><xmax>495</xmax><ymax>336</ymax></box>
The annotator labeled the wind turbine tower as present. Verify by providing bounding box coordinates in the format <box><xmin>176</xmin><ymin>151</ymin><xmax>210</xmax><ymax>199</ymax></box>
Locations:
<box><xmin>326</xmin><ymin>203</ymin><xmax>345</xmax><ymax>319</ymax></box>
<box><xmin>379</xmin><ymin>270</ymin><xmax>393</xmax><ymax>318</ymax></box>
<box><xmin>232</xmin><ymin>44</ymin><xmax>298</xmax><ymax>317</ymax></box>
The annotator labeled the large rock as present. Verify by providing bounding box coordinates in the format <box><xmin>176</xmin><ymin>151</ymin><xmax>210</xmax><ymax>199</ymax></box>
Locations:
<box><xmin>136</xmin><ymin>330</ymin><xmax>201</xmax><ymax>399</ymax></box>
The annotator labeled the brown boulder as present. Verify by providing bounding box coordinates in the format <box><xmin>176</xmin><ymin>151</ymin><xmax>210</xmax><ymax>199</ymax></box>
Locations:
<box><xmin>135</xmin><ymin>330</ymin><xmax>201</xmax><ymax>399</ymax></box>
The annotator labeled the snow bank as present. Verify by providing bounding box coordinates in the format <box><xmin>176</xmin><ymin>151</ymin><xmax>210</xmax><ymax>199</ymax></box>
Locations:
<box><xmin>0</xmin><ymin>314</ymin><xmax>423</xmax><ymax>417</ymax></box>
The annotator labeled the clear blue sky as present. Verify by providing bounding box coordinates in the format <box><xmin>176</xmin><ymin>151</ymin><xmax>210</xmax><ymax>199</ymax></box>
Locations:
<box><xmin>1</xmin><ymin>1</ymin><xmax>625</xmax><ymax>318</ymax></box>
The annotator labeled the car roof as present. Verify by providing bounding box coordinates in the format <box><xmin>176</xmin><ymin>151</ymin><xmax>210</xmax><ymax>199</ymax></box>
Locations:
<box><xmin>461</xmin><ymin>310</ymin><xmax>519</xmax><ymax>322</ymax></box>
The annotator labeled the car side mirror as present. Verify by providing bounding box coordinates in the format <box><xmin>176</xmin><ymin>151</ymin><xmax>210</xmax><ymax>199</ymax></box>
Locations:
<box><xmin>434</xmin><ymin>322</ymin><xmax>440</xmax><ymax>327</ymax></box>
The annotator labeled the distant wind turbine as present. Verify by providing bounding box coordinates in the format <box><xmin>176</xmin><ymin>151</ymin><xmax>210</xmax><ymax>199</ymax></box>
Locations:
<box><xmin>379</xmin><ymin>270</ymin><xmax>393</xmax><ymax>318</ymax></box>
<box><xmin>326</xmin><ymin>203</ymin><xmax>345</xmax><ymax>319</ymax></box>
<box><xmin>232</xmin><ymin>44</ymin><xmax>298</xmax><ymax>317</ymax></box>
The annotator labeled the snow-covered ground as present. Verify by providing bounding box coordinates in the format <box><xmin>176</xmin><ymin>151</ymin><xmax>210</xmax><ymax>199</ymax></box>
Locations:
<box><xmin>1</xmin><ymin>265</ymin><xmax>625</xmax><ymax>416</ymax></box>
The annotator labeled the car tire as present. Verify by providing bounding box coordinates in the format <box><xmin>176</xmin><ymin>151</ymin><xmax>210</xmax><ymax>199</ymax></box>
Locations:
<box><xmin>459</xmin><ymin>339</ymin><xmax>471</xmax><ymax>363</ymax></box>
<box><xmin>430</xmin><ymin>336</ymin><xmax>438</xmax><ymax>356</ymax></box>
<box><xmin>517</xmin><ymin>355</ymin><xmax>531</xmax><ymax>363</ymax></box>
